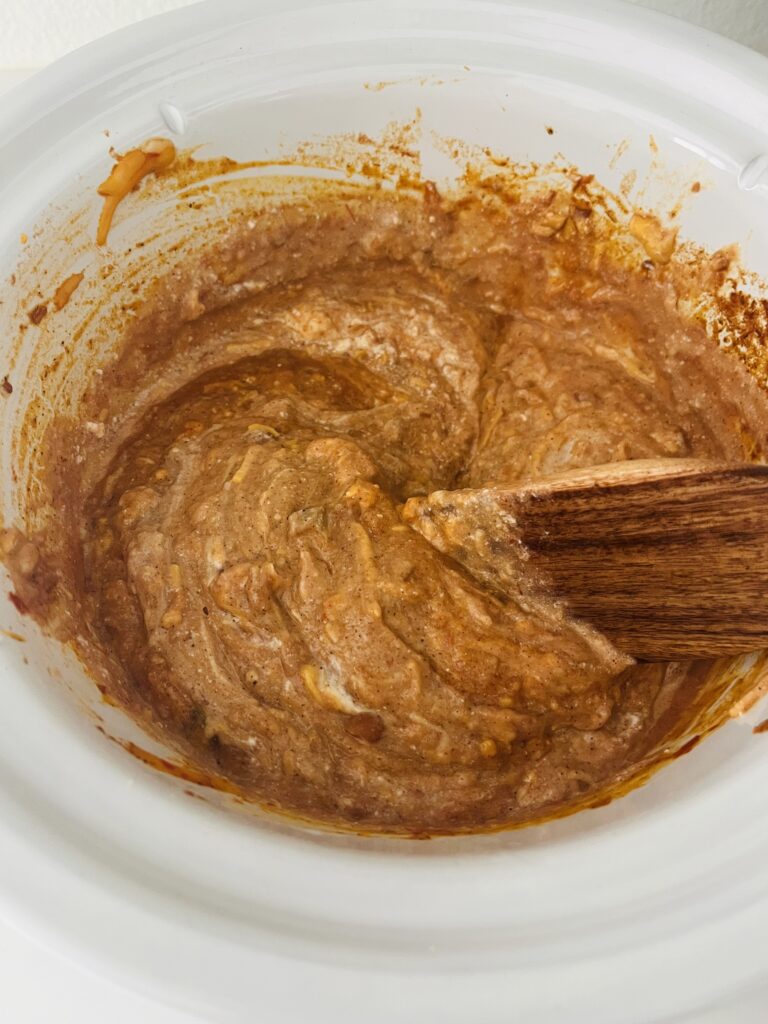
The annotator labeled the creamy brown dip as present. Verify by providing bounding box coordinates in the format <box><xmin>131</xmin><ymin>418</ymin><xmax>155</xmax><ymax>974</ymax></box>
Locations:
<box><xmin>7</xmin><ymin>174</ymin><xmax>768</xmax><ymax>834</ymax></box>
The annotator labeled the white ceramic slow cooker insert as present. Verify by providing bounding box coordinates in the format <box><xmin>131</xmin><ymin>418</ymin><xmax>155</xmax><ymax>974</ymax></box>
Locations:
<box><xmin>1</xmin><ymin>2</ymin><xmax>767</xmax><ymax>1021</ymax></box>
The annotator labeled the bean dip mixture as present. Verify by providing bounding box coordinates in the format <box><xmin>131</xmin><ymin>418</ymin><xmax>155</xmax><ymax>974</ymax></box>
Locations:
<box><xmin>6</xmin><ymin>171</ymin><xmax>768</xmax><ymax>834</ymax></box>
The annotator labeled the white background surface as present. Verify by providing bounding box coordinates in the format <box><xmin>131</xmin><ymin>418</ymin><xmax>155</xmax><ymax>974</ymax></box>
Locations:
<box><xmin>1</xmin><ymin>1</ymin><xmax>767</xmax><ymax>1021</ymax></box>
<box><xmin>0</xmin><ymin>0</ymin><xmax>767</xmax><ymax>66</ymax></box>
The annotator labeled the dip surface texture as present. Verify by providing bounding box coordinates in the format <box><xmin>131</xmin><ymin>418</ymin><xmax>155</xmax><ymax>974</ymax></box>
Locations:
<box><xmin>29</xmin><ymin>181</ymin><xmax>768</xmax><ymax>832</ymax></box>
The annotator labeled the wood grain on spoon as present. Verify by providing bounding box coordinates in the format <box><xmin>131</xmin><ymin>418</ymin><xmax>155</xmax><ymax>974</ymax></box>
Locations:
<box><xmin>402</xmin><ymin>460</ymin><xmax>768</xmax><ymax>661</ymax></box>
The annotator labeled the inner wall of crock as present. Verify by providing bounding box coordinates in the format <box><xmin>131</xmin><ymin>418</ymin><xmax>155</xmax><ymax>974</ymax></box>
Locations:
<box><xmin>2</xmin><ymin>69</ymin><xmax>768</xmax><ymax>830</ymax></box>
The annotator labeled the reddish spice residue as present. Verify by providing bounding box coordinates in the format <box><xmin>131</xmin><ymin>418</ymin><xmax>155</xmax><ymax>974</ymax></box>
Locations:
<box><xmin>1</xmin><ymin>376</ymin><xmax>12</xmax><ymax>395</ymax></box>
<box><xmin>752</xmin><ymin>718</ymin><xmax>768</xmax><ymax>734</ymax></box>
<box><xmin>672</xmin><ymin>734</ymin><xmax>701</xmax><ymax>758</ymax></box>
<box><xmin>97</xmin><ymin>686</ymin><xmax>121</xmax><ymax>708</ymax></box>
<box><xmin>28</xmin><ymin>304</ymin><xmax>48</xmax><ymax>325</ymax></box>
<box><xmin>691</xmin><ymin>181</ymin><xmax>701</xmax><ymax>193</ymax></box>
<box><xmin>183</xmin><ymin>787</ymin><xmax>207</xmax><ymax>802</ymax></box>
<box><xmin>120</xmin><ymin>739</ymin><xmax>245</xmax><ymax>796</ymax></box>
<box><xmin>8</xmin><ymin>592</ymin><xmax>29</xmax><ymax>615</ymax></box>
<box><xmin>52</xmin><ymin>272</ymin><xmax>84</xmax><ymax>310</ymax></box>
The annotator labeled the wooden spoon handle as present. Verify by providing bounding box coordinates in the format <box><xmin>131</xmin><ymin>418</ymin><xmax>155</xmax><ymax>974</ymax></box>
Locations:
<box><xmin>509</xmin><ymin>461</ymin><xmax>768</xmax><ymax>659</ymax></box>
<box><xmin>404</xmin><ymin>460</ymin><xmax>768</xmax><ymax>661</ymax></box>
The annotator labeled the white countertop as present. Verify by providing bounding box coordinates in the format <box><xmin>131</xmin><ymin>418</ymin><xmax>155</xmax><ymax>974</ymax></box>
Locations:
<box><xmin>2</xmin><ymin>1</ymin><xmax>768</xmax><ymax>1020</ymax></box>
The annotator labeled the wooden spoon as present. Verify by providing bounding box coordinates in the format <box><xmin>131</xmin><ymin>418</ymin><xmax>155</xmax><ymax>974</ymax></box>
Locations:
<box><xmin>402</xmin><ymin>459</ymin><xmax>768</xmax><ymax>661</ymax></box>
